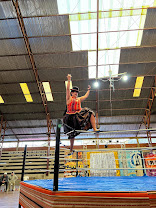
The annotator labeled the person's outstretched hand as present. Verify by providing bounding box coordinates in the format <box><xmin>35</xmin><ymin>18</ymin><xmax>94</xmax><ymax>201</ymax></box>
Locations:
<box><xmin>88</xmin><ymin>85</ymin><xmax>91</xmax><ymax>90</ymax></box>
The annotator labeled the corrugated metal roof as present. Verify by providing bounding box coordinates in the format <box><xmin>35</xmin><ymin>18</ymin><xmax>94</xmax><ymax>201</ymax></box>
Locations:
<box><xmin>0</xmin><ymin>1</ymin><xmax>155</xmax><ymax>143</ymax></box>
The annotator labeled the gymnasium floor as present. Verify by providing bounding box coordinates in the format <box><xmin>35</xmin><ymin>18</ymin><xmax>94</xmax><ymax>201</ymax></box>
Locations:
<box><xmin>0</xmin><ymin>188</ymin><xmax>19</xmax><ymax>208</ymax></box>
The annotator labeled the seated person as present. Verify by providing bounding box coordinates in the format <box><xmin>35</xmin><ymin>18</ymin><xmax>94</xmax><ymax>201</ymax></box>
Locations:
<box><xmin>9</xmin><ymin>172</ymin><xmax>18</xmax><ymax>191</ymax></box>
<box><xmin>0</xmin><ymin>172</ymin><xmax>9</xmax><ymax>192</ymax></box>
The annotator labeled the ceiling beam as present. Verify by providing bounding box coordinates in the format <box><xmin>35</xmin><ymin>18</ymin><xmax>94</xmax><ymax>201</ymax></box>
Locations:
<box><xmin>0</xmin><ymin>6</ymin><xmax>155</xmax><ymax>20</ymax></box>
<box><xmin>0</xmin><ymin>98</ymin><xmax>149</xmax><ymax>106</ymax></box>
<box><xmin>0</xmin><ymin>60</ymin><xmax>155</xmax><ymax>71</ymax></box>
<box><xmin>1</xmin><ymin>27</ymin><xmax>156</xmax><ymax>41</ymax></box>
<box><xmin>1</xmin><ymin>108</ymin><xmax>146</xmax><ymax>116</ymax></box>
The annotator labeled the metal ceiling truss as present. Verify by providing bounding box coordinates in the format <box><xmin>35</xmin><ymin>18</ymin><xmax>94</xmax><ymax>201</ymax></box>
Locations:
<box><xmin>0</xmin><ymin>5</ymin><xmax>155</xmax><ymax>20</ymax></box>
<box><xmin>0</xmin><ymin>115</ymin><xmax>6</xmax><ymax>160</ymax></box>
<box><xmin>1</xmin><ymin>27</ymin><xmax>156</xmax><ymax>42</ymax></box>
<box><xmin>0</xmin><ymin>61</ymin><xmax>155</xmax><ymax>73</ymax></box>
<box><xmin>1</xmin><ymin>108</ymin><xmax>146</xmax><ymax>115</ymax></box>
<box><xmin>143</xmin><ymin>76</ymin><xmax>156</xmax><ymax>147</ymax></box>
<box><xmin>11</xmin><ymin>0</ymin><xmax>53</xmax><ymax>175</ymax></box>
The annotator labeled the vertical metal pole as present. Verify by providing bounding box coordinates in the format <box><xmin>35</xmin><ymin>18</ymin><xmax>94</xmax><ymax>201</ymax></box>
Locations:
<box><xmin>16</xmin><ymin>140</ymin><xmax>19</xmax><ymax>152</ymax></box>
<box><xmin>21</xmin><ymin>145</ymin><xmax>27</xmax><ymax>181</ymax></box>
<box><xmin>140</xmin><ymin>151</ymin><xmax>146</xmax><ymax>176</ymax></box>
<box><xmin>53</xmin><ymin>119</ymin><xmax>61</xmax><ymax>191</ymax></box>
<box><xmin>76</xmin><ymin>152</ymin><xmax>78</xmax><ymax>177</ymax></box>
<box><xmin>46</xmin><ymin>115</ymin><xmax>51</xmax><ymax>176</ymax></box>
<box><xmin>19</xmin><ymin>145</ymin><xmax>27</xmax><ymax>208</ymax></box>
<box><xmin>0</xmin><ymin>116</ymin><xmax>4</xmax><ymax>160</ymax></box>
<box><xmin>96</xmin><ymin>0</ymin><xmax>99</xmax><ymax>126</ymax></box>
<box><xmin>0</xmin><ymin>120</ymin><xmax>6</xmax><ymax>161</ymax></box>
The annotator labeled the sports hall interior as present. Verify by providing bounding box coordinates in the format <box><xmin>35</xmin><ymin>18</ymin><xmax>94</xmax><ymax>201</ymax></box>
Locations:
<box><xmin>0</xmin><ymin>0</ymin><xmax>156</xmax><ymax>208</ymax></box>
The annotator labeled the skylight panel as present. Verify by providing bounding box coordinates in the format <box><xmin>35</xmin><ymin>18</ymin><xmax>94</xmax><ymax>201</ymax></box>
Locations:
<box><xmin>0</xmin><ymin>95</ymin><xmax>4</xmax><ymax>103</ymax></box>
<box><xmin>88</xmin><ymin>66</ymin><xmax>96</xmax><ymax>79</ymax></box>
<box><xmin>42</xmin><ymin>82</ymin><xmax>53</xmax><ymax>102</ymax></box>
<box><xmin>70</xmin><ymin>19</ymin><xmax>97</xmax><ymax>51</ymax></box>
<box><xmin>57</xmin><ymin>0</ymin><xmax>97</xmax><ymax>14</ymax></box>
<box><xmin>57</xmin><ymin>0</ymin><xmax>155</xmax><ymax>79</ymax></box>
<box><xmin>92</xmin><ymin>50</ymin><xmax>120</xmax><ymax>77</ymax></box>
<box><xmin>65</xmin><ymin>80</ymin><xmax>73</xmax><ymax>90</ymax></box>
<box><xmin>72</xmin><ymin>33</ymin><xmax>97</xmax><ymax>51</ymax></box>
<box><xmin>88</xmin><ymin>50</ymin><xmax>120</xmax><ymax>78</ymax></box>
<box><xmin>20</xmin><ymin>83</ymin><xmax>33</xmax><ymax>102</ymax></box>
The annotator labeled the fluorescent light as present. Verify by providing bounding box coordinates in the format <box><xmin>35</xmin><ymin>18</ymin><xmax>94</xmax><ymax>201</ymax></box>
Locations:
<box><xmin>94</xmin><ymin>81</ymin><xmax>99</xmax><ymax>88</ymax></box>
<box><xmin>20</xmin><ymin>83</ymin><xmax>33</xmax><ymax>102</ymax></box>
<box><xmin>65</xmin><ymin>81</ymin><xmax>72</xmax><ymax>90</ymax></box>
<box><xmin>42</xmin><ymin>82</ymin><xmax>53</xmax><ymax>102</ymax></box>
<box><xmin>133</xmin><ymin>76</ymin><xmax>144</xmax><ymax>97</ymax></box>
<box><xmin>46</xmin><ymin>93</ymin><xmax>53</xmax><ymax>102</ymax></box>
<box><xmin>24</xmin><ymin>95</ymin><xmax>33</xmax><ymax>102</ymax></box>
<box><xmin>134</xmin><ymin>76</ymin><xmax>144</xmax><ymax>88</ymax></box>
<box><xmin>0</xmin><ymin>95</ymin><xmax>4</xmax><ymax>103</ymax></box>
<box><xmin>122</xmin><ymin>75</ymin><xmax>128</xmax><ymax>81</ymax></box>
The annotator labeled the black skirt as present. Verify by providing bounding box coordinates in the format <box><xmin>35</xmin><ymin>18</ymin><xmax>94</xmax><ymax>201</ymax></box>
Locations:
<box><xmin>63</xmin><ymin>107</ymin><xmax>95</xmax><ymax>139</ymax></box>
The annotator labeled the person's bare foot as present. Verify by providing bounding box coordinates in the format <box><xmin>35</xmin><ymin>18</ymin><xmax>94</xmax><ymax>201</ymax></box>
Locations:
<box><xmin>94</xmin><ymin>128</ymin><xmax>100</xmax><ymax>132</ymax></box>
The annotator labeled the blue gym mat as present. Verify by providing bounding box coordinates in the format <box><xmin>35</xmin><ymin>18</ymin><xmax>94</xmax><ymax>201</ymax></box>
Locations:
<box><xmin>25</xmin><ymin>176</ymin><xmax>156</xmax><ymax>192</ymax></box>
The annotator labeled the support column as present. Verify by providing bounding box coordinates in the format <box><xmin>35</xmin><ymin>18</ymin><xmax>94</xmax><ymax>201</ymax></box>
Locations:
<box><xmin>46</xmin><ymin>114</ymin><xmax>52</xmax><ymax>176</ymax></box>
<box><xmin>0</xmin><ymin>115</ymin><xmax>6</xmax><ymax>160</ymax></box>
<box><xmin>19</xmin><ymin>145</ymin><xmax>27</xmax><ymax>208</ymax></box>
<box><xmin>53</xmin><ymin>119</ymin><xmax>61</xmax><ymax>191</ymax></box>
<box><xmin>16</xmin><ymin>140</ymin><xmax>19</xmax><ymax>152</ymax></box>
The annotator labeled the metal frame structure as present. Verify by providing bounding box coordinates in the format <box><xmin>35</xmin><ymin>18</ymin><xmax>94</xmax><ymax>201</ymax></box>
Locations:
<box><xmin>136</xmin><ymin>76</ymin><xmax>156</xmax><ymax>147</ymax></box>
<box><xmin>11</xmin><ymin>0</ymin><xmax>54</xmax><ymax>174</ymax></box>
<box><xmin>0</xmin><ymin>5</ymin><xmax>155</xmax><ymax>20</ymax></box>
<box><xmin>0</xmin><ymin>115</ymin><xmax>6</xmax><ymax>160</ymax></box>
<box><xmin>143</xmin><ymin>77</ymin><xmax>156</xmax><ymax>146</ymax></box>
<box><xmin>0</xmin><ymin>0</ymin><xmax>155</xmax><ymax>146</ymax></box>
<box><xmin>53</xmin><ymin>119</ymin><xmax>61</xmax><ymax>191</ymax></box>
<box><xmin>96</xmin><ymin>0</ymin><xmax>99</xmax><ymax>126</ymax></box>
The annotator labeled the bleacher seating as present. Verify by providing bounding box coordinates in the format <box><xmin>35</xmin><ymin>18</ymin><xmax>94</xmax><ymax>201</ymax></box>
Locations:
<box><xmin>0</xmin><ymin>149</ymin><xmax>66</xmax><ymax>180</ymax></box>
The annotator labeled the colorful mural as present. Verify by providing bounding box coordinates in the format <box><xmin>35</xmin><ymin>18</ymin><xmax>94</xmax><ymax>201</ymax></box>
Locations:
<box><xmin>118</xmin><ymin>150</ymin><xmax>144</xmax><ymax>176</ymax></box>
<box><xmin>87</xmin><ymin>151</ymin><xmax>120</xmax><ymax>176</ymax></box>
<box><xmin>144</xmin><ymin>152</ymin><xmax>156</xmax><ymax>176</ymax></box>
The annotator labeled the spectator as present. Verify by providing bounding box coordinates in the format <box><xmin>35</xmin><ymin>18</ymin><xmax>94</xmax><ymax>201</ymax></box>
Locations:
<box><xmin>9</xmin><ymin>172</ymin><xmax>18</xmax><ymax>191</ymax></box>
<box><xmin>0</xmin><ymin>172</ymin><xmax>9</xmax><ymax>192</ymax></box>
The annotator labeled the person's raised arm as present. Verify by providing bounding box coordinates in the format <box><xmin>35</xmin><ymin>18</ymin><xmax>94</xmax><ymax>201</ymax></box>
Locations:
<box><xmin>79</xmin><ymin>85</ymin><xmax>91</xmax><ymax>102</ymax></box>
<box><xmin>66</xmin><ymin>74</ymin><xmax>71</xmax><ymax>102</ymax></box>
